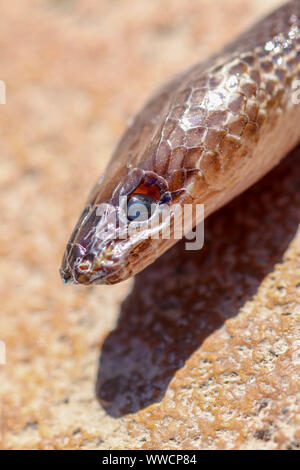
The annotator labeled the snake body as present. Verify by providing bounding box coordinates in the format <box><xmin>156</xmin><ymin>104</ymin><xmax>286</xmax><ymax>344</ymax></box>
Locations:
<box><xmin>61</xmin><ymin>0</ymin><xmax>300</xmax><ymax>285</ymax></box>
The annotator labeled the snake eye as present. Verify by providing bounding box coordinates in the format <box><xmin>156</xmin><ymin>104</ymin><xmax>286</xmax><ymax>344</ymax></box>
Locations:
<box><xmin>127</xmin><ymin>194</ymin><xmax>157</xmax><ymax>222</ymax></box>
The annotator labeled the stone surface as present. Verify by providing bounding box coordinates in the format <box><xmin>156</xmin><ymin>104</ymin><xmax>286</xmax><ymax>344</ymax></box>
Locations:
<box><xmin>0</xmin><ymin>0</ymin><xmax>299</xmax><ymax>450</ymax></box>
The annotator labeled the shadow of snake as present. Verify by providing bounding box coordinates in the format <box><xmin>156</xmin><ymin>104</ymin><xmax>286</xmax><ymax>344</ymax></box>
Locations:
<box><xmin>96</xmin><ymin>146</ymin><xmax>300</xmax><ymax>417</ymax></box>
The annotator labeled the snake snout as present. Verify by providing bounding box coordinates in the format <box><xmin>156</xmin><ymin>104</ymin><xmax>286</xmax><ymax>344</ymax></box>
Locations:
<box><xmin>60</xmin><ymin>267</ymin><xmax>73</xmax><ymax>285</ymax></box>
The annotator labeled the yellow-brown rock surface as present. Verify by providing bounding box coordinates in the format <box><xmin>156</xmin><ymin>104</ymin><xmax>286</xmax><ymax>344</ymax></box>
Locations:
<box><xmin>0</xmin><ymin>0</ymin><xmax>299</xmax><ymax>449</ymax></box>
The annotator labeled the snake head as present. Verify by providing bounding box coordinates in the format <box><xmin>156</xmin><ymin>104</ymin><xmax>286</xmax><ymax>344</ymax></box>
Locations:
<box><xmin>60</xmin><ymin>169</ymin><xmax>186</xmax><ymax>285</ymax></box>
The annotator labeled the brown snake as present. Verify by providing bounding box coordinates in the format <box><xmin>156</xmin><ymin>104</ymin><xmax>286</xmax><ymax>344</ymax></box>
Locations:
<box><xmin>60</xmin><ymin>0</ymin><xmax>300</xmax><ymax>285</ymax></box>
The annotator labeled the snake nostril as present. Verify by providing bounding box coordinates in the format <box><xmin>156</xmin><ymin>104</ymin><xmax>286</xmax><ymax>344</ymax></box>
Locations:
<box><xmin>60</xmin><ymin>267</ymin><xmax>73</xmax><ymax>285</ymax></box>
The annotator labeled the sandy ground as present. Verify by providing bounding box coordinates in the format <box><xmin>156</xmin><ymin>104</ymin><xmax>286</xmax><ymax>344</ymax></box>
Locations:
<box><xmin>0</xmin><ymin>0</ymin><xmax>299</xmax><ymax>449</ymax></box>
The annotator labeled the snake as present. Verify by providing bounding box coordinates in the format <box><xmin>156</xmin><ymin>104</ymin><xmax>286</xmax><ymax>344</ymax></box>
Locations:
<box><xmin>60</xmin><ymin>0</ymin><xmax>300</xmax><ymax>285</ymax></box>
